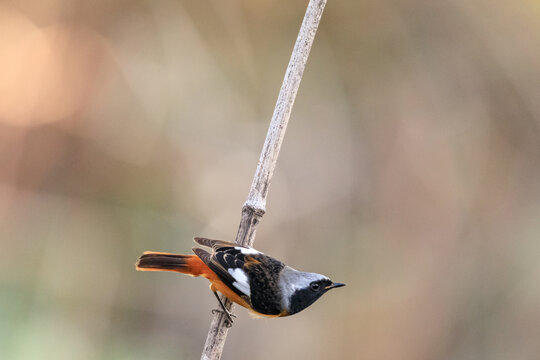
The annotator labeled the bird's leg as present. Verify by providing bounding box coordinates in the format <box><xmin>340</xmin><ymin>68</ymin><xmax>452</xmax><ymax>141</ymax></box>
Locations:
<box><xmin>211</xmin><ymin>291</ymin><xmax>236</xmax><ymax>327</ymax></box>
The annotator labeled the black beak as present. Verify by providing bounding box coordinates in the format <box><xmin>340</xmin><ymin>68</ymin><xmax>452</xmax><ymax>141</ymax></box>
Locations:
<box><xmin>326</xmin><ymin>282</ymin><xmax>346</xmax><ymax>290</ymax></box>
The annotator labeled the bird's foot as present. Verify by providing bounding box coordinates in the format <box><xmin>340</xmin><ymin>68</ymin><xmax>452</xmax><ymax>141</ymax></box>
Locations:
<box><xmin>211</xmin><ymin>308</ymin><xmax>237</xmax><ymax>327</ymax></box>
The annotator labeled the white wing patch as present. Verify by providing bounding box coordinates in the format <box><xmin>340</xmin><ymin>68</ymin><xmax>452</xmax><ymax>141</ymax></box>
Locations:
<box><xmin>235</xmin><ymin>246</ymin><xmax>260</xmax><ymax>255</ymax></box>
<box><xmin>228</xmin><ymin>268</ymin><xmax>251</xmax><ymax>296</ymax></box>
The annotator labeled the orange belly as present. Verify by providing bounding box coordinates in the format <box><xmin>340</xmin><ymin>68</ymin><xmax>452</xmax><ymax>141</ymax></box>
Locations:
<box><xmin>208</xmin><ymin>279</ymin><xmax>250</xmax><ymax>309</ymax></box>
<box><xmin>199</xmin><ymin>266</ymin><xmax>251</xmax><ymax>309</ymax></box>
<box><xmin>201</xmin><ymin>265</ymin><xmax>286</xmax><ymax>317</ymax></box>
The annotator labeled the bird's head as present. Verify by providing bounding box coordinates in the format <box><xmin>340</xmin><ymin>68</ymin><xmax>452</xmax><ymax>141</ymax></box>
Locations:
<box><xmin>279</xmin><ymin>267</ymin><xmax>345</xmax><ymax>315</ymax></box>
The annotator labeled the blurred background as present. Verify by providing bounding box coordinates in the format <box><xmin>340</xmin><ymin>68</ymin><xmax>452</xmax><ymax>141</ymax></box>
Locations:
<box><xmin>1</xmin><ymin>0</ymin><xmax>540</xmax><ymax>359</ymax></box>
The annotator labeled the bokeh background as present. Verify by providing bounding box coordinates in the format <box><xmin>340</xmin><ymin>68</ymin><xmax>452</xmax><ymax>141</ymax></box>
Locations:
<box><xmin>2</xmin><ymin>0</ymin><xmax>540</xmax><ymax>359</ymax></box>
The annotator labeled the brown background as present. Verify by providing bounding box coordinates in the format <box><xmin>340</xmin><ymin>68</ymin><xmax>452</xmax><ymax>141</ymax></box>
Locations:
<box><xmin>1</xmin><ymin>0</ymin><xmax>540</xmax><ymax>359</ymax></box>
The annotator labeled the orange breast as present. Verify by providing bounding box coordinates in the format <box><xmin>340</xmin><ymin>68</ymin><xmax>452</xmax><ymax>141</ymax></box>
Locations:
<box><xmin>208</xmin><ymin>279</ymin><xmax>251</xmax><ymax>309</ymax></box>
<box><xmin>199</xmin><ymin>265</ymin><xmax>251</xmax><ymax>309</ymax></box>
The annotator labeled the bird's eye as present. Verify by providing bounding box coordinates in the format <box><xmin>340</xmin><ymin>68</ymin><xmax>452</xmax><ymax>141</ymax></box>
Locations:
<box><xmin>310</xmin><ymin>282</ymin><xmax>320</xmax><ymax>291</ymax></box>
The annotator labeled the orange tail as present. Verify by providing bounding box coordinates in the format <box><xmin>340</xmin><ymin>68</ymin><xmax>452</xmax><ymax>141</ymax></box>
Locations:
<box><xmin>136</xmin><ymin>251</ymin><xmax>208</xmax><ymax>277</ymax></box>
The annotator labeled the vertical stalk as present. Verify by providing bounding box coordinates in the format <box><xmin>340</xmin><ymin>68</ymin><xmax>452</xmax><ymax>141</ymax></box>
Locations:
<box><xmin>200</xmin><ymin>1</ymin><xmax>327</xmax><ymax>359</ymax></box>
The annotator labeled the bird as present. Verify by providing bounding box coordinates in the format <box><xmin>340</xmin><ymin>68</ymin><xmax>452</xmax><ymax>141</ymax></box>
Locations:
<box><xmin>136</xmin><ymin>237</ymin><xmax>345</xmax><ymax>325</ymax></box>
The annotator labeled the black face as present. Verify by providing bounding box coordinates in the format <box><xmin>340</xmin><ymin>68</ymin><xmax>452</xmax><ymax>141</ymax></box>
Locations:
<box><xmin>288</xmin><ymin>279</ymin><xmax>343</xmax><ymax>315</ymax></box>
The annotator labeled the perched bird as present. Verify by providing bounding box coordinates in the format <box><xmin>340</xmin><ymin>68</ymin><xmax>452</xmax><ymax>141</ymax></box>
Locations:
<box><xmin>136</xmin><ymin>237</ymin><xmax>345</xmax><ymax>325</ymax></box>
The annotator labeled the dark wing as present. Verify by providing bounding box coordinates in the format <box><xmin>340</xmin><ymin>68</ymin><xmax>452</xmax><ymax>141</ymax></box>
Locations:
<box><xmin>194</xmin><ymin>237</ymin><xmax>256</xmax><ymax>252</ymax></box>
<box><xmin>193</xmin><ymin>237</ymin><xmax>289</xmax><ymax>316</ymax></box>
<box><xmin>192</xmin><ymin>240</ymin><xmax>256</xmax><ymax>299</ymax></box>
